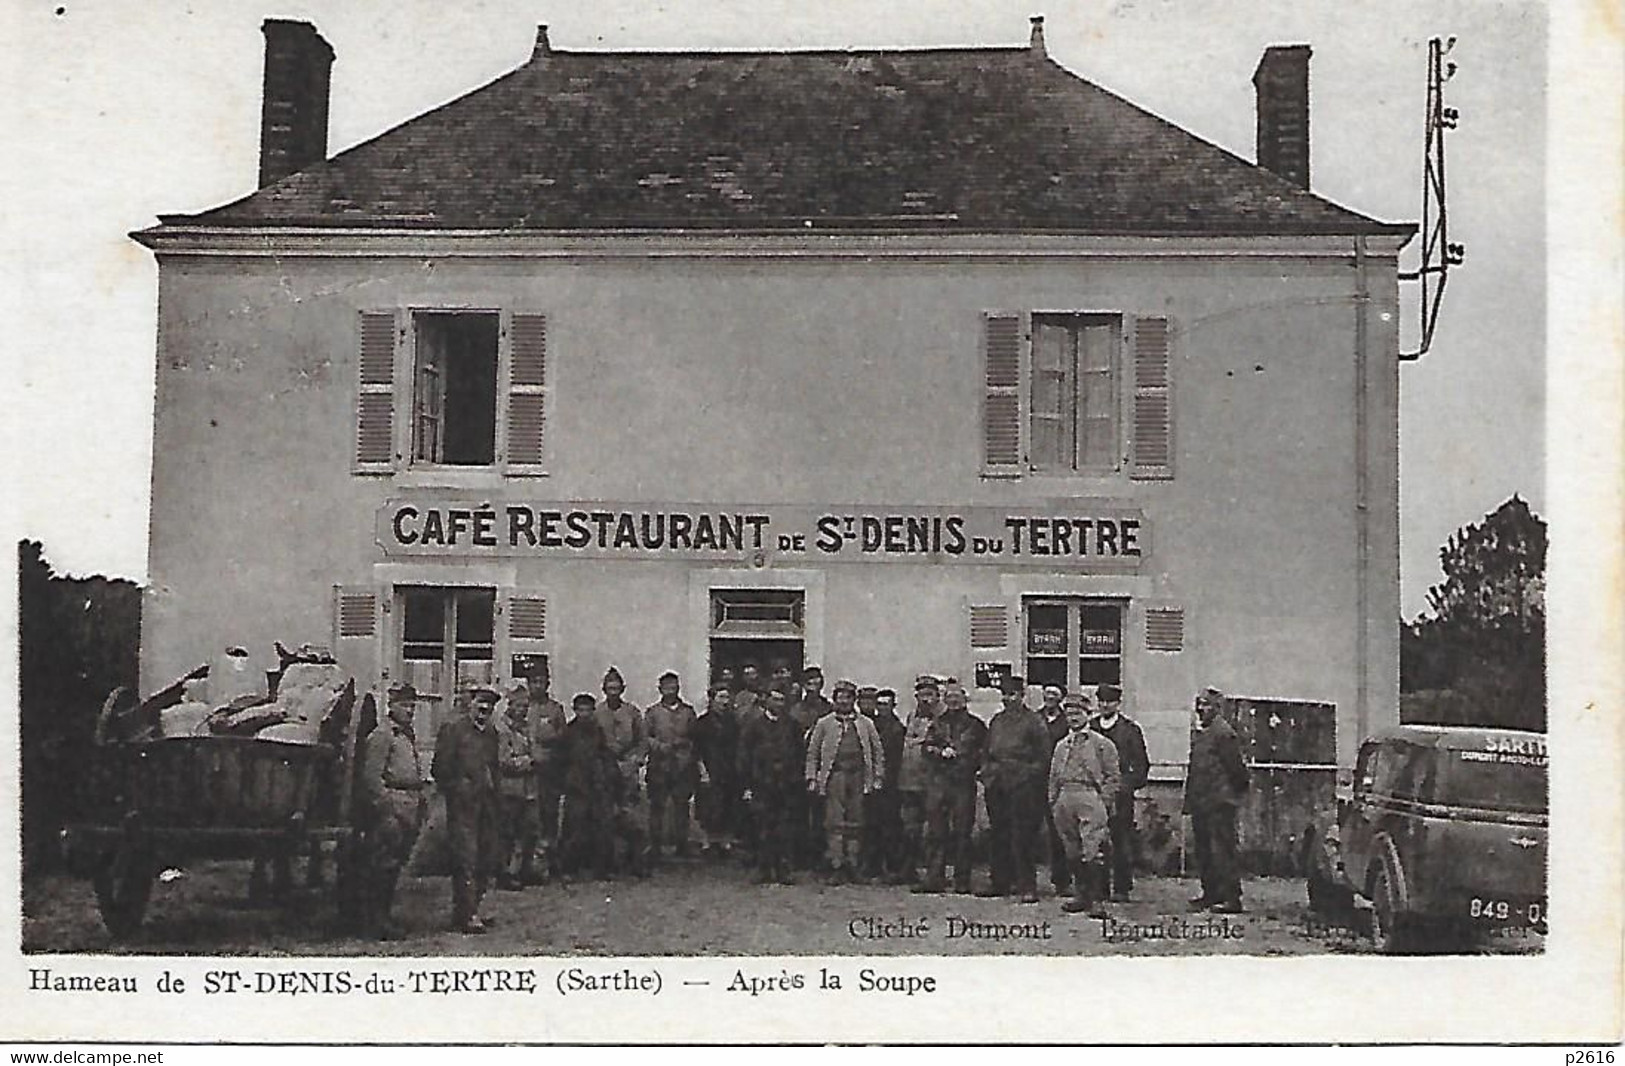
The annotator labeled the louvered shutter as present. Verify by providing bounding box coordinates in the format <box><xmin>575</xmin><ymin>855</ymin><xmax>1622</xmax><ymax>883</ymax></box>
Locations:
<box><xmin>333</xmin><ymin>585</ymin><xmax>382</xmax><ymax>684</ymax></box>
<box><xmin>981</xmin><ymin>312</ymin><xmax>1025</xmax><ymax>477</ymax></box>
<box><xmin>354</xmin><ymin>311</ymin><xmax>398</xmax><ymax>474</ymax></box>
<box><xmin>500</xmin><ymin>588</ymin><xmax>550</xmax><ymax>680</ymax></box>
<box><xmin>504</xmin><ymin>313</ymin><xmax>548</xmax><ymax>475</ymax></box>
<box><xmin>967</xmin><ymin>601</ymin><xmax>1016</xmax><ymax>694</ymax></box>
<box><xmin>1145</xmin><ymin>607</ymin><xmax>1185</xmax><ymax>652</ymax></box>
<box><xmin>1129</xmin><ymin>316</ymin><xmax>1173</xmax><ymax>480</ymax></box>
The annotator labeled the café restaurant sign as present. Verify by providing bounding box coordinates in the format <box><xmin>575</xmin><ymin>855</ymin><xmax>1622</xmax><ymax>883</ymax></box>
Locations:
<box><xmin>379</xmin><ymin>501</ymin><xmax>1147</xmax><ymax>570</ymax></box>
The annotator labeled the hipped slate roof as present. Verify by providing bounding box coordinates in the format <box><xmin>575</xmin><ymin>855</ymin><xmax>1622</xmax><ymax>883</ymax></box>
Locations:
<box><xmin>164</xmin><ymin>39</ymin><xmax>1411</xmax><ymax>236</ymax></box>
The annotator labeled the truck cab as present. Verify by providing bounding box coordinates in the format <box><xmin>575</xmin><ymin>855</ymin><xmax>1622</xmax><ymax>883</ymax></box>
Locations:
<box><xmin>1310</xmin><ymin>724</ymin><xmax>1547</xmax><ymax>952</ymax></box>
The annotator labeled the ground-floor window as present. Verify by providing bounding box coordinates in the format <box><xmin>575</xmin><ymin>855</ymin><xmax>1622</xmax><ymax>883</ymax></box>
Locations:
<box><xmin>1023</xmin><ymin>597</ymin><xmax>1124</xmax><ymax>692</ymax></box>
<box><xmin>396</xmin><ymin>585</ymin><xmax>496</xmax><ymax>735</ymax></box>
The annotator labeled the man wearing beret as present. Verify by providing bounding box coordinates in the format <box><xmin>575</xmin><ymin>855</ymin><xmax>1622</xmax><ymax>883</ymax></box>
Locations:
<box><xmin>432</xmin><ymin>683</ymin><xmax>502</xmax><ymax>933</ymax></box>
<box><xmin>804</xmin><ymin>680</ymin><xmax>884</xmax><ymax>884</ymax></box>
<box><xmin>358</xmin><ymin>681</ymin><xmax>432</xmax><ymax>939</ymax></box>
<box><xmin>915</xmin><ymin>683</ymin><xmax>987</xmax><ymax>894</ymax></box>
<box><xmin>1091</xmin><ymin>683</ymin><xmax>1150</xmax><ymax>901</ymax></box>
<box><xmin>980</xmin><ymin>676</ymin><xmax>1050</xmax><ymax>902</ymax></box>
<box><xmin>1048</xmin><ymin>692</ymin><xmax>1120</xmax><ymax>917</ymax></box>
<box><xmin>1184</xmin><ymin>687</ymin><xmax>1248</xmax><ymax>913</ymax></box>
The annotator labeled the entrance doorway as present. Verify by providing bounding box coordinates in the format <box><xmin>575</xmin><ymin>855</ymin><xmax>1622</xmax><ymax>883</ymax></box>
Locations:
<box><xmin>394</xmin><ymin>584</ymin><xmax>497</xmax><ymax>741</ymax></box>
<box><xmin>708</xmin><ymin>588</ymin><xmax>805</xmax><ymax>688</ymax></box>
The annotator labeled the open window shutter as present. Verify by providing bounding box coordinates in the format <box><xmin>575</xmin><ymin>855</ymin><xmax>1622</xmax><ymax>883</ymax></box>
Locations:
<box><xmin>504</xmin><ymin>313</ymin><xmax>549</xmax><ymax>475</ymax></box>
<box><xmin>981</xmin><ymin>311</ymin><xmax>1026</xmax><ymax>477</ymax></box>
<box><xmin>354</xmin><ymin>311</ymin><xmax>398</xmax><ymax>474</ymax></box>
<box><xmin>1129</xmin><ymin>316</ymin><xmax>1173</xmax><ymax>480</ymax></box>
<box><xmin>333</xmin><ymin>585</ymin><xmax>381</xmax><ymax>683</ymax></box>
<box><xmin>499</xmin><ymin>587</ymin><xmax>550</xmax><ymax>680</ymax></box>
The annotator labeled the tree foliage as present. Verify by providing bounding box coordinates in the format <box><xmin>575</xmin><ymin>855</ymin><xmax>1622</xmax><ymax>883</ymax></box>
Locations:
<box><xmin>18</xmin><ymin>540</ymin><xmax>142</xmax><ymax>869</ymax></box>
<box><xmin>1400</xmin><ymin>496</ymin><xmax>1546</xmax><ymax>731</ymax></box>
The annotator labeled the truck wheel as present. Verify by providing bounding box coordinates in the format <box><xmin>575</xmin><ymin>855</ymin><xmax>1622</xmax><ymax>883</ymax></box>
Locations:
<box><xmin>1369</xmin><ymin>862</ymin><xmax>1411</xmax><ymax>953</ymax></box>
<box><xmin>94</xmin><ymin>846</ymin><xmax>154</xmax><ymax>939</ymax></box>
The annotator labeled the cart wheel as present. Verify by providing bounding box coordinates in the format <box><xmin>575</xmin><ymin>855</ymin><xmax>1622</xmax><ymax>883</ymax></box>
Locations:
<box><xmin>94</xmin><ymin>846</ymin><xmax>155</xmax><ymax>939</ymax></box>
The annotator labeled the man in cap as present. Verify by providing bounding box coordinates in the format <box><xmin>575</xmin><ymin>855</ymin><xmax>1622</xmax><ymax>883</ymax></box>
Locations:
<box><xmin>358</xmin><ymin>681</ymin><xmax>432</xmax><ymax>939</ymax></box>
<box><xmin>1184</xmin><ymin>688</ymin><xmax>1248</xmax><ymax>913</ymax></box>
<box><xmin>1091</xmin><ymin>683</ymin><xmax>1150</xmax><ymax>901</ymax></box>
<box><xmin>1048</xmin><ymin>692</ymin><xmax>1121</xmax><ymax>918</ymax></box>
<box><xmin>804</xmin><ymin>680</ymin><xmax>884</xmax><ymax>884</ymax></box>
<box><xmin>734</xmin><ymin>662</ymin><xmax>764</xmax><ymax>719</ymax></box>
<box><xmin>522</xmin><ymin>661</ymin><xmax>568</xmax><ymax>878</ymax></box>
<box><xmin>736</xmin><ymin>686</ymin><xmax>804</xmax><ymax>884</ymax></box>
<box><xmin>979</xmin><ymin>675</ymin><xmax>1050</xmax><ymax>902</ymax></box>
<box><xmin>431</xmin><ymin>683</ymin><xmax>502</xmax><ymax>934</ymax></box>
<box><xmin>557</xmin><ymin>692</ymin><xmax>613</xmax><ymax>878</ymax></box>
<box><xmin>915</xmin><ymin>682</ymin><xmax>987</xmax><ymax>894</ymax></box>
<box><xmin>790</xmin><ymin>666</ymin><xmax>834</xmax><ymax>868</ymax></box>
<box><xmin>893</xmin><ymin>674</ymin><xmax>941</xmax><ymax>885</ymax></box>
<box><xmin>860</xmin><ymin>686</ymin><xmax>906</xmax><ymax>879</ymax></box>
<box><xmin>494</xmin><ymin>682</ymin><xmax>542</xmax><ymax>889</ymax></box>
<box><xmin>693</xmin><ymin>683</ymin><xmax>742</xmax><ymax>859</ymax></box>
<box><xmin>645</xmin><ymin>670</ymin><xmax>699</xmax><ymax>861</ymax></box>
<box><xmin>595</xmin><ymin>667</ymin><xmax>650</xmax><ymax>877</ymax></box>
<box><xmin>1038</xmin><ymin>684</ymin><xmax>1073</xmax><ymax>894</ymax></box>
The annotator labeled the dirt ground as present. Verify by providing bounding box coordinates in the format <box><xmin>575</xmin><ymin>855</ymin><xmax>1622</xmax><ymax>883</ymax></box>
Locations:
<box><xmin>22</xmin><ymin>856</ymin><xmax>1543</xmax><ymax>957</ymax></box>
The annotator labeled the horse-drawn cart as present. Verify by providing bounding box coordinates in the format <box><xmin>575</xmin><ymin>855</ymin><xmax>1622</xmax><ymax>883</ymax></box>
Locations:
<box><xmin>63</xmin><ymin>678</ymin><xmax>373</xmax><ymax>939</ymax></box>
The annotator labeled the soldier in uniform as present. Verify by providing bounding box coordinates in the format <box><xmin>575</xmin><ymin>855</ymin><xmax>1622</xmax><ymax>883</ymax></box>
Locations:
<box><xmin>431</xmin><ymin>684</ymin><xmax>501</xmax><ymax>934</ymax></box>
<box><xmin>733</xmin><ymin>663</ymin><xmax>763</xmax><ymax>719</ymax></box>
<box><xmin>557</xmin><ymin>692</ymin><xmax>612</xmax><ymax>878</ymax></box>
<box><xmin>980</xmin><ymin>675</ymin><xmax>1051</xmax><ymax>902</ymax></box>
<box><xmin>737</xmin><ymin>686</ymin><xmax>804</xmax><ymax>885</ymax></box>
<box><xmin>494</xmin><ymin>682</ymin><xmax>541</xmax><ymax>889</ymax></box>
<box><xmin>789</xmin><ymin>666</ymin><xmax>832</xmax><ymax>868</ymax></box>
<box><xmin>524</xmin><ymin>662</ymin><xmax>568</xmax><ymax>877</ymax></box>
<box><xmin>645</xmin><ymin>670</ymin><xmax>698</xmax><ymax>861</ymax></box>
<box><xmin>1091</xmin><ymin>683</ymin><xmax>1150</xmax><ymax>901</ymax></box>
<box><xmin>595</xmin><ymin>667</ymin><xmax>649</xmax><ymax>877</ymax></box>
<box><xmin>1048</xmin><ymin>692</ymin><xmax>1121</xmax><ymax>917</ymax></box>
<box><xmin>859</xmin><ymin>686</ymin><xmax>906</xmax><ymax>879</ymax></box>
<box><xmin>1038</xmin><ymin>684</ymin><xmax>1072</xmax><ymax>894</ymax></box>
<box><xmin>915</xmin><ymin>682</ymin><xmax>987</xmax><ymax>894</ymax></box>
<box><xmin>894</xmin><ymin>674</ymin><xmax>941</xmax><ymax>885</ymax></box>
<box><xmin>804</xmin><ymin>680</ymin><xmax>884</xmax><ymax>885</ymax></box>
<box><xmin>358</xmin><ymin>681</ymin><xmax>431</xmax><ymax>939</ymax></box>
<box><xmin>1185</xmin><ymin>687</ymin><xmax>1249</xmax><ymax>913</ymax></box>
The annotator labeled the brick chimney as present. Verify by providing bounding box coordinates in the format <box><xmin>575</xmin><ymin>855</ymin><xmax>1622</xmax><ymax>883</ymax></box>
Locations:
<box><xmin>1253</xmin><ymin>44</ymin><xmax>1311</xmax><ymax>189</ymax></box>
<box><xmin>258</xmin><ymin>19</ymin><xmax>334</xmax><ymax>187</ymax></box>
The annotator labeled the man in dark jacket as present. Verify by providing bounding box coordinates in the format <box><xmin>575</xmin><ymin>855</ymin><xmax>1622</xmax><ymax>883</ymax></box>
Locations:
<box><xmin>1184</xmin><ymin>687</ymin><xmax>1249</xmax><ymax>913</ymax></box>
<box><xmin>789</xmin><ymin>666</ymin><xmax>834</xmax><ymax>868</ymax></box>
<box><xmin>1091</xmin><ymin>683</ymin><xmax>1150</xmax><ymax>901</ymax></box>
<box><xmin>1038</xmin><ymin>684</ymin><xmax>1072</xmax><ymax>894</ymax></box>
<box><xmin>431</xmin><ymin>685</ymin><xmax>501</xmax><ymax>934</ymax></box>
<box><xmin>556</xmin><ymin>692</ymin><xmax>612</xmax><ymax>879</ymax></box>
<box><xmin>736</xmin><ymin>686</ymin><xmax>804</xmax><ymax>884</ymax></box>
<box><xmin>693</xmin><ymin>684</ymin><xmax>741</xmax><ymax>859</ymax></box>
<box><xmin>914</xmin><ymin>683</ymin><xmax>987</xmax><ymax>894</ymax></box>
<box><xmin>861</xmin><ymin>687</ymin><xmax>907</xmax><ymax>879</ymax></box>
<box><xmin>979</xmin><ymin>676</ymin><xmax>1050</xmax><ymax>902</ymax></box>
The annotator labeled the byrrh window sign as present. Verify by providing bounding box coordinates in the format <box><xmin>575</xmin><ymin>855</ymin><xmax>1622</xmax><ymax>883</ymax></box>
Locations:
<box><xmin>377</xmin><ymin>501</ymin><xmax>1147</xmax><ymax>569</ymax></box>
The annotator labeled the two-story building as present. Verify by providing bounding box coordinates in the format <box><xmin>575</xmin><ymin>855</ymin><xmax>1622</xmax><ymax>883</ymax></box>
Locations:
<box><xmin>133</xmin><ymin>17</ymin><xmax>1411</xmax><ymax>778</ymax></box>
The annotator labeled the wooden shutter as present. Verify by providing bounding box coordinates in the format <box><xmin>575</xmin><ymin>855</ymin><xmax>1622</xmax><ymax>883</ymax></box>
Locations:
<box><xmin>504</xmin><ymin>313</ymin><xmax>548</xmax><ymax>475</ymax></box>
<box><xmin>1129</xmin><ymin>316</ymin><xmax>1173</xmax><ymax>480</ymax></box>
<box><xmin>500</xmin><ymin>588</ymin><xmax>549</xmax><ymax>680</ymax></box>
<box><xmin>969</xmin><ymin>604</ymin><xmax>1010</xmax><ymax>650</ymax></box>
<box><xmin>354</xmin><ymin>311</ymin><xmax>398</xmax><ymax>474</ymax></box>
<box><xmin>981</xmin><ymin>312</ymin><xmax>1025</xmax><ymax>477</ymax></box>
<box><xmin>1145</xmin><ymin>607</ymin><xmax>1185</xmax><ymax>652</ymax></box>
<box><xmin>333</xmin><ymin>585</ymin><xmax>381</xmax><ymax>683</ymax></box>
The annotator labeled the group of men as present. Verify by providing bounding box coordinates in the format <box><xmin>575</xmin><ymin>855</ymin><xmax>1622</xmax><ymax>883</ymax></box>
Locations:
<box><xmin>354</xmin><ymin>661</ymin><xmax>1249</xmax><ymax>938</ymax></box>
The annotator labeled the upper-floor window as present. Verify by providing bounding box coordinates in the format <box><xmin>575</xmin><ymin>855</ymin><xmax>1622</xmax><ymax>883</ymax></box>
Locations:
<box><xmin>1030</xmin><ymin>314</ymin><xmax>1121</xmax><ymax>474</ymax></box>
<box><xmin>981</xmin><ymin>310</ymin><xmax>1172</xmax><ymax>481</ymax></box>
<box><xmin>353</xmin><ymin>308</ymin><xmax>549</xmax><ymax>477</ymax></box>
<box><xmin>412</xmin><ymin>312</ymin><xmax>499</xmax><ymax>466</ymax></box>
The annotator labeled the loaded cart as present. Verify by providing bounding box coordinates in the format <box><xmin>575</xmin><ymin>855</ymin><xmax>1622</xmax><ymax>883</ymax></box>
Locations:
<box><xmin>63</xmin><ymin>662</ymin><xmax>375</xmax><ymax>939</ymax></box>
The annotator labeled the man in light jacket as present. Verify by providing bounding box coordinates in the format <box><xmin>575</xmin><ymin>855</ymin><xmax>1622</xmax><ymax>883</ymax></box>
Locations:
<box><xmin>804</xmin><ymin>680</ymin><xmax>884</xmax><ymax>885</ymax></box>
<box><xmin>1048</xmin><ymin>692</ymin><xmax>1120</xmax><ymax>918</ymax></box>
